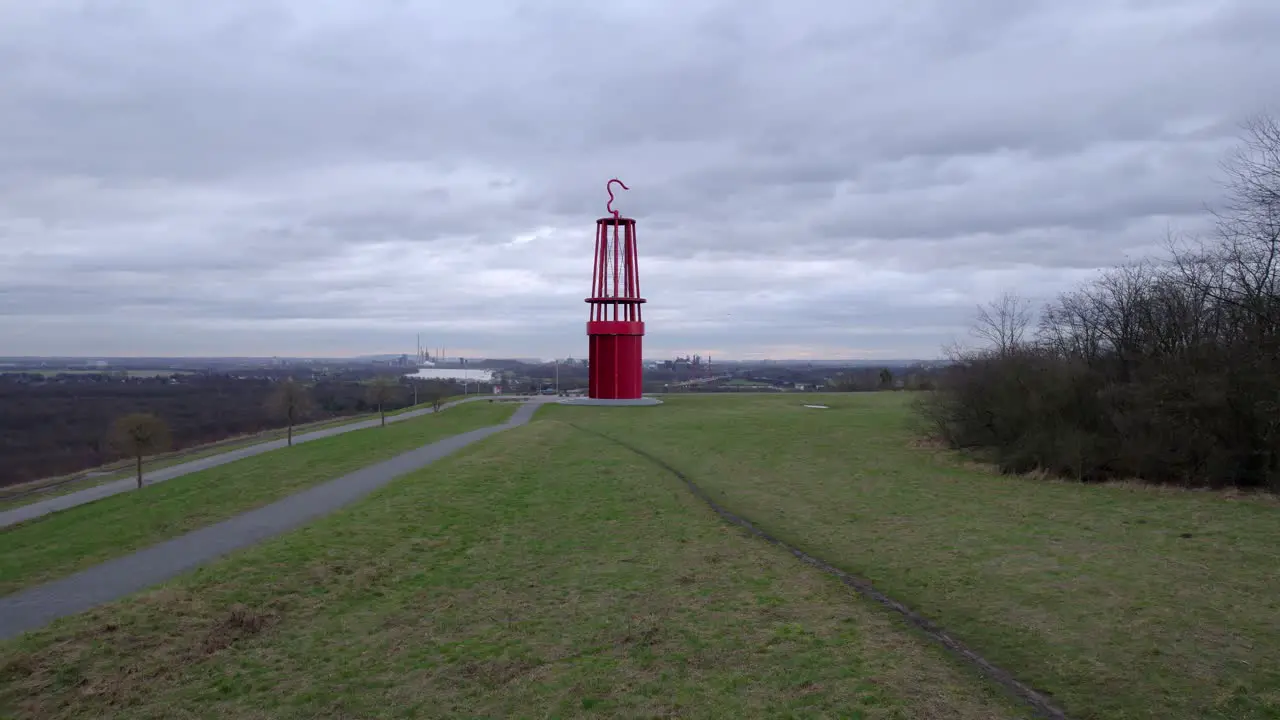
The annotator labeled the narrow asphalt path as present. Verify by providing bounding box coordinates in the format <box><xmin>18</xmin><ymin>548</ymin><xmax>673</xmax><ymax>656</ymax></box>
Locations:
<box><xmin>0</xmin><ymin>396</ymin><xmax>500</xmax><ymax>529</ymax></box>
<box><xmin>0</xmin><ymin>398</ymin><xmax>549</xmax><ymax>640</ymax></box>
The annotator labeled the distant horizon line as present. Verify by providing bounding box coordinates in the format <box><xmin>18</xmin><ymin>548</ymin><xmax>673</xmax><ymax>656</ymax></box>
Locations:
<box><xmin>0</xmin><ymin>354</ymin><xmax>944</xmax><ymax>364</ymax></box>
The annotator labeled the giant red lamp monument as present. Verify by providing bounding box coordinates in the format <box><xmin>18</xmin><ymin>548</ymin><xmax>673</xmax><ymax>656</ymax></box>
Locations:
<box><xmin>585</xmin><ymin>179</ymin><xmax>646</xmax><ymax>400</ymax></box>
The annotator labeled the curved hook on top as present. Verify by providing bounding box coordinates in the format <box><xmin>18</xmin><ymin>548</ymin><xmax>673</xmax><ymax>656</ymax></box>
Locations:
<box><xmin>606</xmin><ymin>178</ymin><xmax>629</xmax><ymax>219</ymax></box>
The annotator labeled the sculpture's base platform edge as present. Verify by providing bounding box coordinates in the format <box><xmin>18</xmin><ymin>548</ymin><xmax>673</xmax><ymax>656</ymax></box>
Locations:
<box><xmin>558</xmin><ymin>397</ymin><xmax>663</xmax><ymax>406</ymax></box>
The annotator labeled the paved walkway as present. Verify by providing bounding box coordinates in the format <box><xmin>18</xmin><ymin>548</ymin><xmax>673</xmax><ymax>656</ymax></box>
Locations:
<box><xmin>0</xmin><ymin>397</ymin><xmax>499</xmax><ymax>529</ymax></box>
<box><xmin>0</xmin><ymin>398</ymin><xmax>549</xmax><ymax>640</ymax></box>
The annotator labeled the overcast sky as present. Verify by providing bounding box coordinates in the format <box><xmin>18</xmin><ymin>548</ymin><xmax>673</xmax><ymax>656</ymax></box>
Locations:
<box><xmin>2</xmin><ymin>0</ymin><xmax>1278</xmax><ymax>361</ymax></box>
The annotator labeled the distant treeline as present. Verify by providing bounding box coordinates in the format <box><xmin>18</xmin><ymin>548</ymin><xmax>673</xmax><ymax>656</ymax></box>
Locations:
<box><xmin>0</xmin><ymin>373</ymin><xmax>449</xmax><ymax>487</ymax></box>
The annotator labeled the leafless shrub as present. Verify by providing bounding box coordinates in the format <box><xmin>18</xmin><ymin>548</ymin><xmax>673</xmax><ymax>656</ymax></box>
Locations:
<box><xmin>108</xmin><ymin>413</ymin><xmax>172</xmax><ymax>489</ymax></box>
<box><xmin>266</xmin><ymin>378</ymin><xmax>314</xmax><ymax>446</ymax></box>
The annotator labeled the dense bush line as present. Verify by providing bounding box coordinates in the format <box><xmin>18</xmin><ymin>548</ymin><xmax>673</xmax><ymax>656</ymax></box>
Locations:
<box><xmin>920</xmin><ymin>115</ymin><xmax>1280</xmax><ymax>491</ymax></box>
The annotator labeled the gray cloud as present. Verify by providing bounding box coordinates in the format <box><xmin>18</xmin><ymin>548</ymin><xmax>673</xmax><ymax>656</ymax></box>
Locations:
<box><xmin>1</xmin><ymin>0</ymin><xmax>1278</xmax><ymax>360</ymax></box>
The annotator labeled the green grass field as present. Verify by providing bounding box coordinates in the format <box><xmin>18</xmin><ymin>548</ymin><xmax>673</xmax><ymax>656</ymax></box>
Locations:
<box><xmin>0</xmin><ymin>417</ymin><xmax>1020</xmax><ymax>719</ymax></box>
<box><xmin>542</xmin><ymin>394</ymin><xmax>1280</xmax><ymax>720</ymax></box>
<box><xmin>2</xmin><ymin>392</ymin><xmax>1276</xmax><ymax>719</ymax></box>
<box><xmin>0</xmin><ymin>401</ymin><xmax>516</xmax><ymax>596</ymax></box>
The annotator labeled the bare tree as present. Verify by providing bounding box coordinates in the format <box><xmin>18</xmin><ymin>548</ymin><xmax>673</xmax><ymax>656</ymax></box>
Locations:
<box><xmin>108</xmin><ymin>413</ymin><xmax>172</xmax><ymax>489</ymax></box>
<box><xmin>1211</xmin><ymin>113</ymin><xmax>1280</xmax><ymax>332</ymax></box>
<box><xmin>266</xmin><ymin>378</ymin><xmax>314</xmax><ymax>447</ymax></box>
<box><xmin>366</xmin><ymin>376</ymin><xmax>401</xmax><ymax>427</ymax></box>
<box><xmin>1038</xmin><ymin>289</ymin><xmax>1103</xmax><ymax>362</ymax></box>
<box><xmin>422</xmin><ymin>380</ymin><xmax>451</xmax><ymax>412</ymax></box>
<box><xmin>972</xmin><ymin>292</ymin><xmax>1032</xmax><ymax>356</ymax></box>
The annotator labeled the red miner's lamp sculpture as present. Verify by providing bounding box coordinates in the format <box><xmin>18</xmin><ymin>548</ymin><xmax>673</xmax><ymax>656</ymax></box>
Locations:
<box><xmin>586</xmin><ymin>179</ymin><xmax>645</xmax><ymax>399</ymax></box>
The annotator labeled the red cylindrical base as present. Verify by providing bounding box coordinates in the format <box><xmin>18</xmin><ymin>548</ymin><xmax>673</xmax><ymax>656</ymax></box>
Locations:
<box><xmin>587</xmin><ymin>321</ymin><xmax>645</xmax><ymax>399</ymax></box>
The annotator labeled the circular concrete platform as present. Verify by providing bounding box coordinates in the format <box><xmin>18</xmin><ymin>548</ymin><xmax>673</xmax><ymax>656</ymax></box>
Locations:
<box><xmin>558</xmin><ymin>396</ymin><xmax>664</xmax><ymax>406</ymax></box>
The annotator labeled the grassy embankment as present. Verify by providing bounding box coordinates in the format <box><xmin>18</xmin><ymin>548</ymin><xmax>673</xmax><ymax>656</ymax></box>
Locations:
<box><xmin>5</xmin><ymin>393</ymin><xmax>1275</xmax><ymax>718</ymax></box>
<box><xmin>0</xmin><ymin>415</ymin><xmax>1018</xmax><ymax>719</ymax></box>
<box><xmin>0</xmin><ymin>401</ymin><xmax>514</xmax><ymax>596</ymax></box>
<box><xmin>542</xmin><ymin>393</ymin><xmax>1280</xmax><ymax>720</ymax></box>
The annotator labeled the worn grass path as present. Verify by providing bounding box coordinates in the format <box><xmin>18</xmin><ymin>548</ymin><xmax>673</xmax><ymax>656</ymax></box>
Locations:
<box><xmin>0</xmin><ymin>401</ymin><xmax>521</xmax><ymax>597</ymax></box>
<box><xmin>542</xmin><ymin>393</ymin><xmax>1280</xmax><ymax>720</ymax></box>
<box><xmin>0</xmin><ymin>416</ymin><xmax>1022</xmax><ymax>719</ymax></box>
